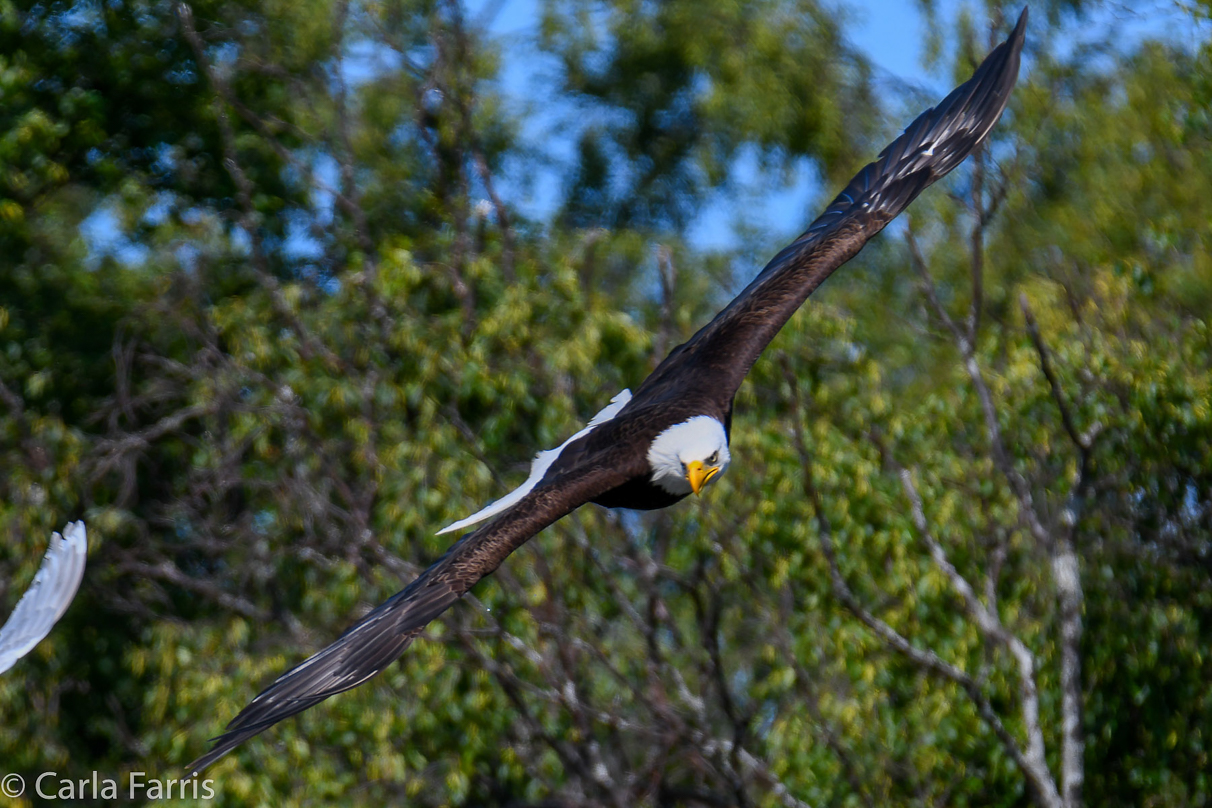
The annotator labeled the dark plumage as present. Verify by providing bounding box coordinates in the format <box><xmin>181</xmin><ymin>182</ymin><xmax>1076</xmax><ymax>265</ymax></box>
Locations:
<box><xmin>186</xmin><ymin>9</ymin><xmax>1027</xmax><ymax>776</ymax></box>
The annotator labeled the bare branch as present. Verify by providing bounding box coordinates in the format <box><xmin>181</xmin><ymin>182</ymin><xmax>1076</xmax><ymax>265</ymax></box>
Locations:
<box><xmin>896</xmin><ymin>465</ymin><xmax>1055</xmax><ymax>803</ymax></box>
<box><xmin>114</xmin><ymin>559</ymin><xmax>269</xmax><ymax>620</ymax></box>
<box><xmin>329</xmin><ymin>0</ymin><xmax>377</xmax><ymax>273</ymax></box>
<box><xmin>780</xmin><ymin>357</ymin><xmax>1064</xmax><ymax>808</ymax></box>
<box><xmin>1054</xmin><ymin>541</ymin><xmax>1085</xmax><ymax>808</ymax></box>
<box><xmin>0</xmin><ymin>378</ymin><xmax>25</xmax><ymax>420</ymax></box>
<box><xmin>968</xmin><ymin>144</ymin><xmax>986</xmax><ymax>341</ymax></box>
<box><xmin>653</xmin><ymin>245</ymin><xmax>677</xmax><ymax>364</ymax></box>
<box><xmin>92</xmin><ymin>403</ymin><xmax>214</xmax><ymax>476</ymax></box>
<box><xmin>1020</xmin><ymin>294</ymin><xmax>1091</xmax><ymax>452</ymax></box>
<box><xmin>472</xmin><ymin>150</ymin><xmax>517</xmax><ymax>283</ymax></box>
<box><xmin>177</xmin><ymin>5</ymin><xmax>267</xmax><ymax>273</ymax></box>
<box><xmin>906</xmin><ymin>223</ymin><xmax>970</xmax><ymax>353</ymax></box>
<box><xmin>1019</xmin><ymin>298</ymin><xmax>1091</xmax><ymax>808</ymax></box>
<box><xmin>909</xmin><ymin>156</ymin><xmax>1093</xmax><ymax>808</ymax></box>
<box><xmin>909</xmin><ymin>224</ymin><xmax>1053</xmax><ymax>551</ymax></box>
<box><xmin>772</xmin><ymin>591</ymin><xmax>876</xmax><ymax>808</ymax></box>
<box><xmin>178</xmin><ymin>2</ymin><xmax>346</xmax><ymax>373</ymax></box>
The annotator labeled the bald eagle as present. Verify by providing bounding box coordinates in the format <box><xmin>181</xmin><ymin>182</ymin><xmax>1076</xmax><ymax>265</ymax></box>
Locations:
<box><xmin>187</xmin><ymin>9</ymin><xmax>1027</xmax><ymax>775</ymax></box>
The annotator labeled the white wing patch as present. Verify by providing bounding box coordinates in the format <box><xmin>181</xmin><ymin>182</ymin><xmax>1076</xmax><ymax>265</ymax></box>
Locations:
<box><xmin>437</xmin><ymin>390</ymin><xmax>632</xmax><ymax>535</ymax></box>
<box><xmin>0</xmin><ymin>521</ymin><xmax>88</xmax><ymax>674</ymax></box>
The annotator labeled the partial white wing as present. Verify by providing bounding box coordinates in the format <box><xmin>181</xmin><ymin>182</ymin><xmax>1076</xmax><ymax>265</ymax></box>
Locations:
<box><xmin>437</xmin><ymin>389</ymin><xmax>632</xmax><ymax>535</ymax></box>
<box><xmin>0</xmin><ymin>521</ymin><xmax>88</xmax><ymax>674</ymax></box>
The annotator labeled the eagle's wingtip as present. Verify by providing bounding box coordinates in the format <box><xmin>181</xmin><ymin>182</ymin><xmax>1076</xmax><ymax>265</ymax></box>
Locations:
<box><xmin>61</xmin><ymin>520</ymin><xmax>88</xmax><ymax>550</ymax></box>
<box><xmin>182</xmin><ymin>743</ymin><xmax>228</xmax><ymax>781</ymax></box>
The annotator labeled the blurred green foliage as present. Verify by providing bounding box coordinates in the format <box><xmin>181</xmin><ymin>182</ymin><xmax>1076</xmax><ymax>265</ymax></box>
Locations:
<box><xmin>0</xmin><ymin>0</ymin><xmax>1209</xmax><ymax>806</ymax></box>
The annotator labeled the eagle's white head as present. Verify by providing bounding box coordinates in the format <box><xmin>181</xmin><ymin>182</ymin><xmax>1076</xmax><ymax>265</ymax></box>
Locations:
<box><xmin>648</xmin><ymin>416</ymin><xmax>731</xmax><ymax>496</ymax></box>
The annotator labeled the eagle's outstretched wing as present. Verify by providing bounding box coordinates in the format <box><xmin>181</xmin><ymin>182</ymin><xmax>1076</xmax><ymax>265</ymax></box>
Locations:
<box><xmin>186</xmin><ymin>8</ymin><xmax>1029</xmax><ymax>776</ymax></box>
<box><xmin>629</xmin><ymin>8</ymin><xmax>1027</xmax><ymax>410</ymax></box>
<box><xmin>186</xmin><ymin>457</ymin><xmax>639</xmax><ymax>776</ymax></box>
<box><xmin>0</xmin><ymin>521</ymin><xmax>88</xmax><ymax>674</ymax></box>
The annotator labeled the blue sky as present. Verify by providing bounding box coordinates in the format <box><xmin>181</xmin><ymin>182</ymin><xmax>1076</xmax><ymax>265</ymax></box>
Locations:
<box><xmin>78</xmin><ymin>1</ymin><xmax>1207</xmax><ymax>264</ymax></box>
<box><xmin>471</xmin><ymin>0</ymin><xmax>1203</xmax><ymax>250</ymax></box>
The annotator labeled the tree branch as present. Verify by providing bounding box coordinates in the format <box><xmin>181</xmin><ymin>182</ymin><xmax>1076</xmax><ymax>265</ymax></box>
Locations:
<box><xmin>781</xmin><ymin>358</ymin><xmax>1064</xmax><ymax>808</ymax></box>
<box><xmin>1019</xmin><ymin>294</ymin><xmax>1091</xmax><ymax>808</ymax></box>
<box><xmin>178</xmin><ymin>2</ymin><xmax>346</xmax><ymax>373</ymax></box>
<box><xmin>895</xmin><ymin>464</ymin><xmax>1058</xmax><ymax>806</ymax></box>
<box><xmin>968</xmin><ymin>144</ymin><xmax>986</xmax><ymax>342</ymax></box>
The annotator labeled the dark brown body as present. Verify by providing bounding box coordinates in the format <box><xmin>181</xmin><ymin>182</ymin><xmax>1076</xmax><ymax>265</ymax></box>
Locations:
<box><xmin>549</xmin><ymin>397</ymin><xmax>734</xmax><ymax>511</ymax></box>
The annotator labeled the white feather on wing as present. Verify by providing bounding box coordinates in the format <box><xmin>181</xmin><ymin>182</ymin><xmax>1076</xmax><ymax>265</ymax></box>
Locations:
<box><xmin>437</xmin><ymin>390</ymin><xmax>632</xmax><ymax>535</ymax></box>
<box><xmin>0</xmin><ymin>521</ymin><xmax>87</xmax><ymax>674</ymax></box>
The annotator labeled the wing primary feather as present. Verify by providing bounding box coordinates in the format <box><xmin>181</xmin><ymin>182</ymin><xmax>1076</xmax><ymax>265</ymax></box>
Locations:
<box><xmin>631</xmin><ymin>8</ymin><xmax>1027</xmax><ymax>409</ymax></box>
<box><xmin>184</xmin><ymin>459</ymin><xmax>636</xmax><ymax>777</ymax></box>
<box><xmin>804</xmin><ymin>7</ymin><xmax>1025</xmax><ymax>238</ymax></box>
<box><xmin>182</xmin><ymin>537</ymin><xmax>481</xmax><ymax>776</ymax></box>
<box><xmin>0</xmin><ymin>521</ymin><xmax>88</xmax><ymax>675</ymax></box>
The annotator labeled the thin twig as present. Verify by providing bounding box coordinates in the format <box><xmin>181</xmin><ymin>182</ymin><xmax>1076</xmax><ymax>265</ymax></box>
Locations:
<box><xmin>1020</xmin><ymin>294</ymin><xmax>1089</xmax><ymax>452</ymax></box>
<box><xmin>968</xmin><ymin>143</ymin><xmax>986</xmax><ymax>342</ymax></box>
<box><xmin>178</xmin><ymin>2</ymin><xmax>346</xmax><ymax>372</ymax></box>
<box><xmin>780</xmin><ymin>357</ymin><xmax>1063</xmax><ymax>808</ymax></box>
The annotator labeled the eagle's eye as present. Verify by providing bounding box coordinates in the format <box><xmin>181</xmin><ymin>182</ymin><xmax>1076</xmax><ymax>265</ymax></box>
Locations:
<box><xmin>707</xmin><ymin>451</ymin><xmax>718</xmax><ymax>465</ymax></box>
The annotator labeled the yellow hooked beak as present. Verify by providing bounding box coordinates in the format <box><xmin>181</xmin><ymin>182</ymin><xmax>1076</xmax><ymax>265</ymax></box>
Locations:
<box><xmin>685</xmin><ymin>460</ymin><xmax>721</xmax><ymax>496</ymax></box>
